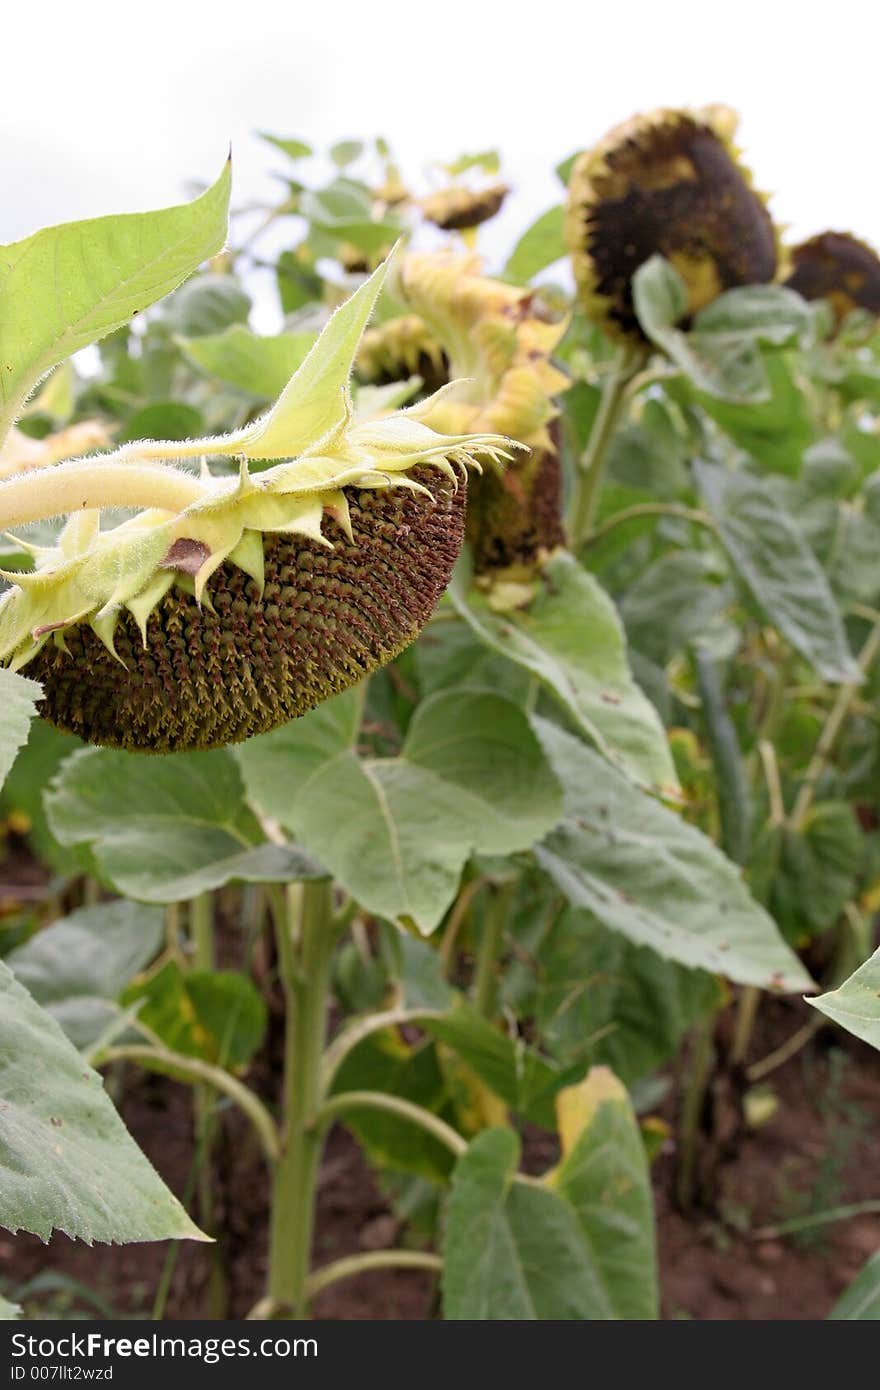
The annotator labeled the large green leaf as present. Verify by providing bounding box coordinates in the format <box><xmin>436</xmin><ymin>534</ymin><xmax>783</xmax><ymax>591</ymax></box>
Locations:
<box><xmin>450</xmin><ymin>552</ymin><xmax>677</xmax><ymax>794</ymax></box>
<box><xmin>180</xmin><ymin>325</ymin><xmax>316</xmax><ymax>399</ymax></box>
<box><xmin>0</xmin><ymin>162</ymin><xmax>231</xmax><ymax>440</ymax></box>
<box><xmin>46</xmin><ymin>747</ymin><xmax>324</xmax><ymax>903</ymax></box>
<box><xmin>5</xmin><ymin>901</ymin><xmax>163</xmax><ymax>1050</ymax></box>
<box><xmin>0</xmin><ymin>961</ymin><xmax>206</xmax><ymax>1243</ymax></box>
<box><xmin>829</xmin><ymin>1251</ymin><xmax>880</xmax><ymax>1319</ymax></box>
<box><xmin>442</xmin><ymin>1070</ymin><xmax>657</xmax><ymax>1319</ymax></box>
<box><xmin>633</xmin><ymin>257</ymin><xmax>809</xmax><ymax>403</ymax></box>
<box><xmin>749</xmin><ymin>802</ymin><xmax>863</xmax><ymax>944</ymax></box>
<box><xmin>696</xmin><ymin>462</ymin><xmax>858</xmax><ymax>683</ymax></box>
<box><xmin>503</xmin><ymin>206</ymin><xmax>566</xmax><ymax>284</ymax></box>
<box><xmin>237</xmin><ymin>687</ymin><xmax>561</xmax><ymax>933</ymax></box>
<box><xmin>0</xmin><ymin>668</ymin><xmax>41</xmax><ymax>790</ymax></box>
<box><xmin>533</xmin><ymin>720</ymin><xmax>812</xmax><ymax>991</ymax></box>
<box><xmin>121</xmin><ymin>960</ymin><xmax>266</xmax><ymax>1068</ymax></box>
<box><xmin>532</xmin><ymin>909</ymin><xmax>720</xmax><ymax>1083</ymax></box>
<box><xmin>809</xmin><ymin>945</ymin><xmax>880</xmax><ymax>1048</ymax></box>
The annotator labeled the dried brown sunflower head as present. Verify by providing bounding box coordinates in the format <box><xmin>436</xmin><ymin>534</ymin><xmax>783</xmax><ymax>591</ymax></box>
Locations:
<box><xmin>783</xmin><ymin>232</ymin><xmax>880</xmax><ymax>326</ymax></box>
<box><xmin>421</xmin><ymin>184</ymin><xmax>509</xmax><ymax>232</ymax></box>
<box><xmin>565</xmin><ymin>106</ymin><xmax>778</xmax><ymax>343</ymax></box>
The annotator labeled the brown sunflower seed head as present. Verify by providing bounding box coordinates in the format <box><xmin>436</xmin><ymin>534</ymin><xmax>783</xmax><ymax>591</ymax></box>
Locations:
<box><xmin>421</xmin><ymin>184</ymin><xmax>510</xmax><ymax>232</ymax></box>
<box><xmin>565</xmin><ymin>106</ymin><xmax>778</xmax><ymax>343</ymax></box>
<box><xmin>29</xmin><ymin>469</ymin><xmax>465</xmax><ymax>754</ymax></box>
<box><xmin>783</xmin><ymin>231</ymin><xmax>880</xmax><ymax>327</ymax></box>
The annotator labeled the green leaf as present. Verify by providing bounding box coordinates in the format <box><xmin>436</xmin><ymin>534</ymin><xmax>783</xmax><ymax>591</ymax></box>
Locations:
<box><xmin>259</xmin><ymin>133</ymin><xmax>314</xmax><ymax>162</ymax></box>
<box><xmin>420</xmin><ymin>1000</ymin><xmax>567</xmax><ymax>1129</ymax></box>
<box><xmin>808</xmin><ymin>945</ymin><xmax>880</xmax><ymax>1049</ymax></box>
<box><xmin>122</xmin><ymin>960</ymin><xmax>266</xmax><ymax>1068</ymax></box>
<box><xmin>331</xmin><ymin>1031</ymin><xmax>456</xmax><ymax>1182</ymax></box>
<box><xmin>0</xmin><ymin>721</ymin><xmax>82</xmax><ymax>873</ymax></box>
<box><xmin>119</xmin><ymin>401</ymin><xmax>204</xmax><ymax>444</ymax></box>
<box><xmin>533</xmin><ymin>719</ymin><xmax>813</xmax><ymax>991</ymax></box>
<box><xmin>0</xmin><ymin>961</ymin><xmax>206</xmax><ymax>1243</ymax></box>
<box><xmin>179</xmin><ymin>325</ymin><xmax>316</xmax><ymax>399</ymax></box>
<box><xmin>694</xmin><ymin>648</ymin><xmax>753</xmax><ymax>865</ymax></box>
<box><xmin>0</xmin><ymin>667</ymin><xmax>42</xmax><ymax>790</ymax></box>
<box><xmin>46</xmin><ymin>747</ymin><xmax>325</xmax><ymax>903</ymax></box>
<box><xmin>450</xmin><ymin>551</ymin><xmax>677</xmax><ymax>794</ymax></box>
<box><xmin>633</xmin><ymin>257</ymin><xmax>810</xmax><ymax>404</ymax></box>
<box><xmin>0</xmin><ymin>161</ymin><xmax>231</xmax><ymax>440</ymax></box>
<box><xmin>162</xmin><ymin>273</ymin><xmax>250</xmax><ymax>337</ymax></box>
<box><xmin>532</xmin><ymin>909</ymin><xmax>720</xmax><ymax>1084</ymax></box>
<box><xmin>621</xmin><ymin>553</ymin><xmax>732</xmax><ymax>668</ymax></box>
<box><xmin>749</xmin><ymin>802</ymin><xmax>862</xmax><ymax>943</ymax></box>
<box><xmin>0</xmin><ymin>1293</ymin><xmax>21</xmax><ymax>1319</ymax></box>
<box><xmin>442</xmin><ymin>1069</ymin><xmax>657</xmax><ymax>1319</ymax></box>
<box><xmin>330</xmin><ymin>140</ymin><xmax>365</xmax><ymax>168</ymax></box>
<box><xmin>237</xmin><ymin>687</ymin><xmax>561</xmax><ymax>933</ymax></box>
<box><xmin>301</xmin><ymin>184</ymin><xmax>401</xmax><ymax>258</ymax></box>
<box><xmin>444</xmin><ymin>151</ymin><xmax>500</xmax><ymax>177</ymax></box>
<box><xmin>6</xmin><ymin>901</ymin><xmax>163</xmax><ymax>1050</ymax></box>
<box><xmin>829</xmin><ymin>1250</ymin><xmax>880</xmax><ymax>1318</ymax></box>
<box><xmin>503</xmin><ymin>206</ymin><xmax>566</xmax><ymax>284</ymax></box>
<box><xmin>696</xmin><ymin>462</ymin><xmax>858</xmax><ymax>682</ymax></box>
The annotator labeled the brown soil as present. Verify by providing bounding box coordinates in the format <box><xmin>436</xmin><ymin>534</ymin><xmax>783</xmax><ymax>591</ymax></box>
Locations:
<box><xmin>2</xmin><ymin>847</ymin><xmax>879</xmax><ymax>1322</ymax></box>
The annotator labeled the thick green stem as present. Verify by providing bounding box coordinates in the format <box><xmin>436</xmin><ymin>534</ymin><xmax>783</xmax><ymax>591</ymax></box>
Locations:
<box><xmin>472</xmin><ymin>879</ymin><xmax>515</xmax><ymax>1018</ymax></box>
<box><xmin>568</xmin><ymin>347</ymin><xmax>645</xmax><ymax>547</ymax></box>
<box><xmin>267</xmin><ymin>879</ymin><xmax>336</xmax><ymax>1318</ymax></box>
<box><xmin>189</xmin><ymin>894</ymin><xmax>226</xmax><ymax>1319</ymax></box>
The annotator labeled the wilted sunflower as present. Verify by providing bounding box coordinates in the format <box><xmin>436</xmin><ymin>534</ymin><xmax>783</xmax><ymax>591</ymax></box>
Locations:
<box><xmin>421</xmin><ymin>184</ymin><xmax>509</xmax><ymax>232</ymax></box>
<box><xmin>397</xmin><ymin>252</ymin><xmax>569</xmax><ymax>575</ymax></box>
<box><xmin>783</xmin><ymin>232</ymin><xmax>880</xmax><ymax>326</ymax></box>
<box><xmin>565</xmin><ymin>106</ymin><xmax>778</xmax><ymax>343</ymax></box>
<box><xmin>0</xmin><ymin>255</ymin><xmax>515</xmax><ymax>754</ymax></box>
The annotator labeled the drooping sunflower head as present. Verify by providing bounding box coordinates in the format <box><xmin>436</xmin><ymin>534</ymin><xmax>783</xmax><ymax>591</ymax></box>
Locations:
<box><xmin>394</xmin><ymin>252</ymin><xmax>570</xmax><ymax>572</ymax></box>
<box><xmin>565</xmin><ymin>106</ymin><xmax>778</xmax><ymax>343</ymax></box>
<box><xmin>357</xmin><ymin>315</ymin><xmax>449</xmax><ymax>395</ymax></box>
<box><xmin>782</xmin><ymin>232</ymin><xmax>880</xmax><ymax>326</ymax></box>
<box><xmin>420</xmin><ymin>184</ymin><xmax>510</xmax><ymax>232</ymax></box>
<box><xmin>0</xmin><ymin>253</ymin><xmax>517</xmax><ymax>754</ymax></box>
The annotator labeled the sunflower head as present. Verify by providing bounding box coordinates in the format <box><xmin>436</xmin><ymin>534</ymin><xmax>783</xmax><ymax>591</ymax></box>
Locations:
<box><xmin>565</xmin><ymin>106</ymin><xmax>778</xmax><ymax>343</ymax></box>
<box><xmin>0</xmin><ymin>252</ymin><xmax>517</xmax><ymax>753</ymax></box>
<box><xmin>395</xmin><ymin>252</ymin><xmax>570</xmax><ymax>571</ymax></box>
<box><xmin>783</xmin><ymin>232</ymin><xmax>880</xmax><ymax>326</ymax></box>
<box><xmin>421</xmin><ymin>184</ymin><xmax>509</xmax><ymax>232</ymax></box>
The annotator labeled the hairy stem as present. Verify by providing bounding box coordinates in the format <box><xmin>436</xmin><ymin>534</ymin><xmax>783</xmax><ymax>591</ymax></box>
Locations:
<box><xmin>267</xmin><ymin>879</ymin><xmax>337</xmax><ymax>1318</ymax></box>
<box><xmin>0</xmin><ymin>459</ymin><xmax>205</xmax><ymax>528</ymax></box>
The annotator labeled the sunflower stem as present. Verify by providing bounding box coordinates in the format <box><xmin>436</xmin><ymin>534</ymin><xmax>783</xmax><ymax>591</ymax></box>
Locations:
<box><xmin>569</xmin><ymin>347</ymin><xmax>645</xmax><ymax>548</ymax></box>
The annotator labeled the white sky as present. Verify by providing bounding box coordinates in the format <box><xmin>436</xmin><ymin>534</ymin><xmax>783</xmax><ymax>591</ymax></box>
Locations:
<box><xmin>3</xmin><ymin>0</ymin><xmax>878</xmax><ymax>291</ymax></box>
